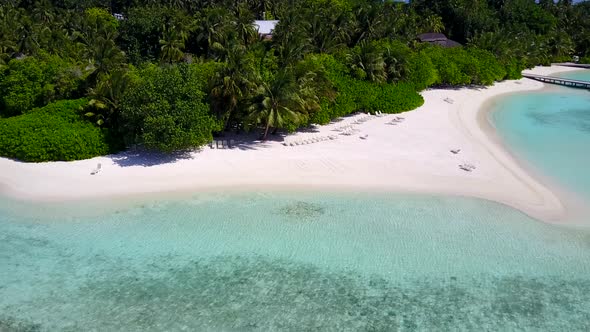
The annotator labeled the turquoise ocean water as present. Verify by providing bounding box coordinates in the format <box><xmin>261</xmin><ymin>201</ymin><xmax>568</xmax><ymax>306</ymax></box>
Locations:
<box><xmin>490</xmin><ymin>70</ymin><xmax>590</xmax><ymax>202</ymax></box>
<box><xmin>1</xmin><ymin>70</ymin><xmax>590</xmax><ymax>331</ymax></box>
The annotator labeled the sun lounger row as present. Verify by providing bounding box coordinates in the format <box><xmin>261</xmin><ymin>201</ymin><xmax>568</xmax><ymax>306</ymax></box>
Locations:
<box><xmin>353</xmin><ymin>115</ymin><xmax>374</xmax><ymax>124</ymax></box>
<box><xmin>283</xmin><ymin>135</ymin><xmax>338</xmax><ymax>146</ymax></box>
<box><xmin>386</xmin><ymin>116</ymin><xmax>405</xmax><ymax>125</ymax></box>
<box><xmin>209</xmin><ymin>140</ymin><xmax>235</xmax><ymax>149</ymax></box>
<box><xmin>334</xmin><ymin>124</ymin><xmax>360</xmax><ymax>132</ymax></box>
<box><xmin>340</xmin><ymin>128</ymin><xmax>359</xmax><ymax>136</ymax></box>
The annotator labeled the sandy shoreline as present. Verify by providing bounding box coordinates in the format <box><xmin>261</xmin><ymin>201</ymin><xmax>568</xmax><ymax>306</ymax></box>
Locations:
<box><xmin>0</xmin><ymin>65</ymin><xmax>584</xmax><ymax>223</ymax></box>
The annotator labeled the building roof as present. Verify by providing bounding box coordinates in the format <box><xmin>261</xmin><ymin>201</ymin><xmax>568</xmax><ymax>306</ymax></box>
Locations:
<box><xmin>417</xmin><ymin>33</ymin><xmax>462</xmax><ymax>48</ymax></box>
<box><xmin>253</xmin><ymin>20</ymin><xmax>279</xmax><ymax>35</ymax></box>
<box><xmin>417</xmin><ymin>33</ymin><xmax>448</xmax><ymax>42</ymax></box>
<box><xmin>431</xmin><ymin>39</ymin><xmax>463</xmax><ymax>48</ymax></box>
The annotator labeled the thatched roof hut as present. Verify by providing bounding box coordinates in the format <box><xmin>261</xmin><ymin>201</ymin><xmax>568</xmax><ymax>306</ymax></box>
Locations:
<box><xmin>417</xmin><ymin>33</ymin><xmax>462</xmax><ymax>48</ymax></box>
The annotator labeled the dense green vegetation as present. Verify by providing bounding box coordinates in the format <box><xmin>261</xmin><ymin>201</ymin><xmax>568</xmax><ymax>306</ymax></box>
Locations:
<box><xmin>0</xmin><ymin>0</ymin><xmax>588</xmax><ymax>161</ymax></box>
<box><xmin>0</xmin><ymin>99</ymin><xmax>110</xmax><ymax>161</ymax></box>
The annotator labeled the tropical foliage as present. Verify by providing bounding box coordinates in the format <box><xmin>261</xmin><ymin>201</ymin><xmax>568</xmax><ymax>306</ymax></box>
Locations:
<box><xmin>119</xmin><ymin>64</ymin><xmax>221</xmax><ymax>152</ymax></box>
<box><xmin>0</xmin><ymin>0</ymin><xmax>588</xmax><ymax>161</ymax></box>
<box><xmin>0</xmin><ymin>99</ymin><xmax>110</xmax><ymax>162</ymax></box>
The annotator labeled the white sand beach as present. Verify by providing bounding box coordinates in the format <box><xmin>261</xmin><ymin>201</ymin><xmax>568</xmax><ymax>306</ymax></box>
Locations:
<box><xmin>0</xmin><ymin>65</ymin><xmax>583</xmax><ymax>222</ymax></box>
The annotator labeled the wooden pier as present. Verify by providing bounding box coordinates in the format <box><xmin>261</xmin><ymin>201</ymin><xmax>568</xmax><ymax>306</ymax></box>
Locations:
<box><xmin>551</xmin><ymin>63</ymin><xmax>590</xmax><ymax>69</ymax></box>
<box><xmin>522</xmin><ymin>73</ymin><xmax>590</xmax><ymax>90</ymax></box>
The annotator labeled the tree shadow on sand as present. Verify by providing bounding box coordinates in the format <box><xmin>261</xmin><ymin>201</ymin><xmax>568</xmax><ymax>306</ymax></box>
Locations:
<box><xmin>109</xmin><ymin>124</ymin><xmax>328</xmax><ymax>165</ymax></box>
<box><xmin>110</xmin><ymin>150</ymin><xmax>196</xmax><ymax>167</ymax></box>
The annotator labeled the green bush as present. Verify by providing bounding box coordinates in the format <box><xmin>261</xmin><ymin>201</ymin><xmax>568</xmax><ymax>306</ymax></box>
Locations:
<box><xmin>580</xmin><ymin>56</ymin><xmax>590</xmax><ymax>64</ymax></box>
<box><xmin>308</xmin><ymin>54</ymin><xmax>358</xmax><ymax>124</ymax></box>
<box><xmin>307</xmin><ymin>54</ymin><xmax>424</xmax><ymax>124</ymax></box>
<box><xmin>423</xmin><ymin>46</ymin><xmax>509</xmax><ymax>86</ymax></box>
<box><xmin>466</xmin><ymin>48</ymin><xmax>507</xmax><ymax>85</ymax></box>
<box><xmin>120</xmin><ymin>64</ymin><xmax>221</xmax><ymax>152</ymax></box>
<box><xmin>424</xmin><ymin>47</ymin><xmax>471</xmax><ymax>86</ymax></box>
<box><xmin>0</xmin><ymin>54</ymin><xmax>84</xmax><ymax>117</ymax></box>
<box><xmin>405</xmin><ymin>51</ymin><xmax>437</xmax><ymax>90</ymax></box>
<box><xmin>370</xmin><ymin>83</ymin><xmax>424</xmax><ymax>114</ymax></box>
<box><xmin>501</xmin><ymin>57</ymin><xmax>525</xmax><ymax>80</ymax></box>
<box><xmin>0</xmin><ymin>99</ymin><xmax>110</xmax><ymax>162</ymax></box>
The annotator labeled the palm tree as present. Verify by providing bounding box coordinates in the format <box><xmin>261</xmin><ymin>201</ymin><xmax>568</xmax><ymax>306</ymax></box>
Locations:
<box><xmin>308</xmin><ymin>9</ymin><xmax>352</xmax><ymax>53</ymax></box>
<box><xmin>194</xmin><ymin>8</ymin><xmax>233</xmax><ymax>59</ymax></box>
<box><xmin>233</xmin><ymin>4</ymin><xmax>257</xmax><ymax>47</ymax></box>
<box><xmin>246</xmin><ymin>70</ymin><xmax>307</xmax><ymax>140</ymax></box>
<box><xmin>15</xmin><ymin>14</ymin><xmax>41</xmax><ymax>55</ymax></box>
<box><xmin>271</xmin><ymin>11</ymin><xmax>311</xmax><ymax>66</ymax></box>
<box><xmin>547</xmin><ymin>29</ymin><xmax>575</xmax><ymax>59</ymax></box>
<box><xmin>86</xmin><ymin>35</ymin><xmax>126</xmax><ymax>79</ymax></box>
<box><xmin>32</xmin><ymin>0</ymin><xmax>54</xmax><ymax>24</ymax></box>
<box><xmin>210</xmin><ymin>46</ymin><xmax>257</xmax><ymax>129</ymax></box>
<box><xmin>291</xmin><ymin>57</ymin><xmax>334</xmax><ymax>114</ymax></box>
<box><xmin>88</xmin><ymin>69</ymin><xmax>131</xmax><ymax>126</ymax></box>
<box><xmin>382</xmin><ymin>44</ymin><xmax>410</xmax><ymax>83</ymax></box>
<box><xmin>421</xmin><ymin>14</ymin><xmax>445</xmax><ymax>33</ymax></box>
<box><xmin>0</xmin><ymin>7</ymin><xmax>16</xmax><ymax>63</ymax></box>
<box><xmin>160</xmin><ymin>25</ymin><xmax>186</xmax><ymax>64</ymax></box>
<box><xmin>352</xmin><ymin>2</ymin><xmax>384</xmax><ymax>46</ymax></box>
<box><xmin>346</xmin><ymin>41</ymin><xmax>386</xmax><ymax>83</ymax></box>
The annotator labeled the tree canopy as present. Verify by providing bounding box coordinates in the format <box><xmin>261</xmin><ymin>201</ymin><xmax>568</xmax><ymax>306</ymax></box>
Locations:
<box><xmin>0</xmin><ymin>0</ymin><xmax>588</xmax><ymax>161</ymax></box>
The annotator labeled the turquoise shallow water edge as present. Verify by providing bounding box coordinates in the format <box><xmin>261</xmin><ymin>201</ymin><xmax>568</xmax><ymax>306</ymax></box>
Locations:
<box><xmin>490</xmin><ymin>70</ymin><xmax>590</xmax><ymax>205</ymax></box>
<box><xmin>1</xmin><ymin>70</ymin><xmax>590</xmax><ymax>331</ymax></box>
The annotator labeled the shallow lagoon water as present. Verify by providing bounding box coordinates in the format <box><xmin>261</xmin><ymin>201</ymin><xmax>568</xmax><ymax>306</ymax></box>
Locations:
<box><xmin>490</xmin><ymin>71</ymin><xmax>590</xmax><ymax>201</ymax></box>
<box><xmin>1</xmin><ymin>192</ymin><xmax>590</xmax><ymax>331</ymax></box>
<box><xmin>2</xmin><ymin>71</ymin><xmax>590</xmax><ymax>331</ymax></box>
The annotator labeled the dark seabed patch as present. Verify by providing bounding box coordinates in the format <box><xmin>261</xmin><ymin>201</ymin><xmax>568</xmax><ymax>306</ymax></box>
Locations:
<box><xmin>3</xmin><ymin>255</ymin><xmax>590</xmax><ymax>331</ymax></box>
<box><xmin>0</xmin><ymin>316</ymin><xmax>42</xmax><ymax>332</ymax></box>
<box><xmin>278</xmin><ymin>201</ymin><xmax>325</xmax><ymax>220</ymax></box>
<box><xmin>527</xmin><ymin>108</ymin><xmax>590</xmax><ymax>133</ymax></box>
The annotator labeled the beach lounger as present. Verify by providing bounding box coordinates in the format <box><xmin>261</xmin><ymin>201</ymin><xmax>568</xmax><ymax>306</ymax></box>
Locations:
<box><xmin>459</xmin><ymin>163</ymin><xmax>476</xmax><ymax>172</ymax></box>
<box><xmin>90</xmin><ymin>163</ymin><xmax>102</xmax><ymax>175</ymax></box>
<box><xmin>222</xmin><ymin>140</ymin><xmax>228</xmax><ymax>149</ymax></box>
<box><xmin>459</xmin><ymin>165</ymin><xmax>472</xmax><ymax>172</ymax></box>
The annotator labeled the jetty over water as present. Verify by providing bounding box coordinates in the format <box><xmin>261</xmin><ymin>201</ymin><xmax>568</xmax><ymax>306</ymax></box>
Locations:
<box><xmin>551</xmin><ymin>63</ymin><xmax>590</xmax><ymax>69</ymax></box>
<box><xmin>522</xmin><ymin>73</ymin><xmax>590</xmax><ymax>90</ymax></box>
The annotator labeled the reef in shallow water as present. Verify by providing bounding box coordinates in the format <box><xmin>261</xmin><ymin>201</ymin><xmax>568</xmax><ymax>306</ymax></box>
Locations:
<box><xmin>0</xmin><ymin>316</ymin><xmax>42</xmax><ymax>332</ymax></box>
<box><xmin>278</xmin><ymin>201</ymin><xmax>325</xmax><ymax>220</ymax></box>
<box><xmin>4</xmin><ymin>255</ymin><xmax>590</xmax><ymax>331</ymax></box>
